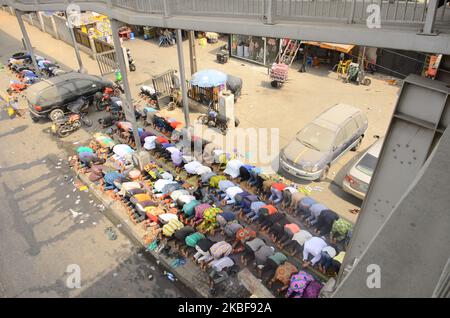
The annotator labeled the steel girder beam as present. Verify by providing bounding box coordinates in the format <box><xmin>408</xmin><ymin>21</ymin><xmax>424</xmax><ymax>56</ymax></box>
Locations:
<box><xmin>333</xmin><ymin>75</ymin><xmax>450</xmax><ymax>297</ymax></box>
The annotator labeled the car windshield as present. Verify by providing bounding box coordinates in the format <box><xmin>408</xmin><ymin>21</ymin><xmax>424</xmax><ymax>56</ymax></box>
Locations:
<box><xmin>356</xmin><ymin>153</ymin><xmax>378</xmax><ymax>176</ymax></box>
<box><xmin>296</xmin><ymin>123</ymin><xmax>335</xmax><ymax>151</ymax></box>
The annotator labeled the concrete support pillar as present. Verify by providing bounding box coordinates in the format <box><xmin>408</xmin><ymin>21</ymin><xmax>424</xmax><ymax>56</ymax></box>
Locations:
<box><xmin>51</xmin><ymin>15</ymin><xmax>59</xmax><ymax>40</ymax></box>
<box><xmin>15</xmin><ymin>10</ymin><xmax>40</xmax><ymax>76</ymax></box>
<box><xmin>89</xmin><ymin>35</ymin><xmax>97</xmax><ymax>60</ymax></box>
<box><xmin>28</xmin><ymin>13</ymin><xmax>34</xmax><ymax>27</ymax></box>
<box><xmin>110</xmin><ymin>18</ymin><xmax>142</xmax><ymax>152</ymax></box>
<box><xmin>67</xmin><ymin>22</ymin><xmax>86</xmax><ymax>73</ymax></box>
<box><xmin>188</xmin><ymin>30</ymin><xmax>197</xmax><ymax>76</ymax></box>
<box><xmin>176</xmin><ymin>29</ymin><xmax>191</xmax><ymax>129</ymax></box>
<box><xmin>37</xmin><ymin>12</ymin><xmax>45</xmax><ymax>32</ymax></box>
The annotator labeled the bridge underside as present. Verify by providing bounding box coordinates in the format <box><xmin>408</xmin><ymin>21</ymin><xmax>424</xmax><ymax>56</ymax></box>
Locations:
<box><xmin>1</xmin><ymin>0</ymin><xmax>450</xmax><ymax>54</ymax></box>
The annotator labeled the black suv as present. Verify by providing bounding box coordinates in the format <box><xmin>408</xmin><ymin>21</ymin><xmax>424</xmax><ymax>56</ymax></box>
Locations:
<box><xmin>26</xmin><ymin>72</ymin><xmax>113</xmax><ymax>121</ymax></box>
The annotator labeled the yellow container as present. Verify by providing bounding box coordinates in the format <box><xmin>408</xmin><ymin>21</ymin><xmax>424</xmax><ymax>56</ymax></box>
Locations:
<box><xmin>199</xmin><ymin>38</ymin><xmax>207</xmax><ymax>48</ymax></box>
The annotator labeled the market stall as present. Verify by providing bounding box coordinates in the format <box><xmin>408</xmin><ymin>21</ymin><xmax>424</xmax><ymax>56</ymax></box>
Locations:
<box><xmin>187</xmin><ymin>69</ymin><xmax>227</xmax><ymax>107</ymax></box>
<box><xmin>301</xmin><ymin>41</ymin><xmax>356</xmax><ymax>68</ymax></box>
<box><xmin>229</xmin><ymin>35</ymin><xmax>280</xmax><ymax>66</ymax></box>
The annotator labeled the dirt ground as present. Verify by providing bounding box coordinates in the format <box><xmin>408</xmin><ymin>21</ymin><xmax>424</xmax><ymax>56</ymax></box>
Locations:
<box><xmin>0</xmin><ymin>10</ymin><xmax>401</xmax><ymax>223</ymax></box>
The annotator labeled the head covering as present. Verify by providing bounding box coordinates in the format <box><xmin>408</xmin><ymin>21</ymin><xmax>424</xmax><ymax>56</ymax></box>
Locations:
<box><xmin>194</xmin><ymin>203</ymin><xmax>211</xmax><ymax>220</ymax></box>
<box><xmin>182</xmin><ymin>200</ymin><xmax>200</xmax><ymax>216</ymax></box>
<box><xmin>185</xmin><ymin>232</ymin><xmax>205</xmax><ymax>247</ymax></box>
<box><xmin>158</xmin><ymin>213</ymin><xmax>179</xmax><ymax>224</ymax></box>
<box><xmin>113</xmin><ymin>144</ymin><xmax>134</xmax><ymax>157</ymax></box>
<box><xmin>195</xmin><ymin>165</ymin><xmax>212</xmax><ymax>176</ymax></box>
<box><xmin>224</xmin><ymin>159</ymin><xmax>244</xmax><ymax>178</ymax></box>
<box><xmin>209</xmin><ymin>175</ymin><xmax>228</xmax><ymax>188</ymax></box>
<box><xmin>128</xmin><ymin>169</ymin><xmax>141</xmax><ymax>180</ymax></box>
<box><xmin>170</xmin><ymin>189</ymin><xmax>190</xmax><ymax>201</ymax></box>
<box><xmin>218</xmin><ymin>180</ymin><xmax>235</xmax><ymax>192</ymax></box>
<box><xmin>162</xmin><ymin>219</ymin><xmax>184</xmax><ymax>237</ymax></box>
<box><xmin>236</xmin><ymin>227</ymin><xmax>257</xmax><ymax>242</ymax></box>
<box><xmin>184</xmin><ymin>161</ymin><xmax>203</xmax><ymax>174</ymax></box>
<box><xmin>287</xmin><ymin>271</ymin><xmax>315</xmax><ymax>298</ymax></box>
<box><xmin>274</xmin><ymin>262</ymin><xmax>298</xmax><ymax>285</ymax></box>
<box><xmin>77</xmin><ymin>146</ymin><xmax>93</xmax><ymax>154</ymax></box>
<box><xmin>302</xmin><ymin>281</ymin><xmax>322</xmax><ymax>298</ymax></box>
<box><xmin>144</xmin><ymin>136</ymin><xmax>157</xmax><ymax>150</ymax></box>
<box><xmin>322</xmin><ymin>246</ymin><xmax>337</xmax><ymax>258</ymax></box>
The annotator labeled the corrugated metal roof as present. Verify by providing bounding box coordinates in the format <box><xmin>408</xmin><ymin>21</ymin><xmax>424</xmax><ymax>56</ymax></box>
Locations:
<box><xmin>302</xmin><ymin>41</ymin><xmax>355</xmax><ymax>53</ymax></box>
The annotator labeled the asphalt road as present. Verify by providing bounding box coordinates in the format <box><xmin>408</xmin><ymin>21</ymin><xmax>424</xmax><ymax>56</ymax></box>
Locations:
<box><xmin>0</xmin><ymin>93</ymin><xmax>191</xmax><ymax>297</ymax></box>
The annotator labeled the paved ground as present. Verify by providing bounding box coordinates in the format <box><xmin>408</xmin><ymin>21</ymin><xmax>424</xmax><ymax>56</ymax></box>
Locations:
<box><xmin>0</xmin><ymin>28</ymin><xmax>191</xmax><ymax>298</ymax></box>
<box><xmin>0</xmin><ymin>10</ymin><xmax>400</xmax><ymax>222</ymax></box>
<box><xmin>0</xmin><ymin>98</ymin><xmax>192</xmax><ymax>298</ymax></box>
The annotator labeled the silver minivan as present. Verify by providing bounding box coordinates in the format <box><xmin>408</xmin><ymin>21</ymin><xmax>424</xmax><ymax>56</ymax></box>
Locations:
<box><xmin>280</xmin><ymin>103</ymin><xmax>368</xmax><ymax>181</ymax></box>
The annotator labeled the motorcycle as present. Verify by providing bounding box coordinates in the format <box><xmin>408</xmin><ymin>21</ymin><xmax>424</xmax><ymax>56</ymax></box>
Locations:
<box><xmin>197</xmin><ymin>103</ymin><xmax>239</xmax><ymax>135</ymax></box>
<box><xmin>113</xmin><ymin>80</ymin><xmax>125</xmax><ymax>95</ymax></box>
<box><xmin>51</xmin><ymin>97</ymin><xmax>93</xmax><ymax>138</ymax></box>
<box><xmin>126</xmin><ymin>49</ymin><xmax>136</xmax><ymax>72</ymax></box>
<box><xmin>93</xmin><ymin>86</ymin><xmax>116</xmax><ymax>111</ymax></box>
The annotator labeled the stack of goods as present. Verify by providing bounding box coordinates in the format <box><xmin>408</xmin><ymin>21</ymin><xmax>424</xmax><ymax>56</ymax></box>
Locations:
<box><xmin>269</xmin><ymin>63</ymin><xmax>289</xmax><ymax>82</ymax></box>
<box><xmin>205</xmin><ymin>32</ymin><xmax>219</xmax><ymax>43</ymax></box>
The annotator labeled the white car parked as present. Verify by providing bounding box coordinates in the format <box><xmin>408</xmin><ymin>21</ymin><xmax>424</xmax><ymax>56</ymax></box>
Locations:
<box><xmin>342</xmin><ymin>138</ymin><xmax>384</xmax><ymax>200</ymax></box>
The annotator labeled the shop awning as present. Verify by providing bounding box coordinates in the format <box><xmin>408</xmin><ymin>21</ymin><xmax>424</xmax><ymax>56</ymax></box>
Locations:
<box><xmin>302</xmin><ymin>41</ymin><xmax>355</xmax><ymax>54</ymax></box>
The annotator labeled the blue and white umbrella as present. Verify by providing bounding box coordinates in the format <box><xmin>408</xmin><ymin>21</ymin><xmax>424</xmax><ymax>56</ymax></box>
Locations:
<box><xmin>190</xmin><ymin>69</ymin><xmax>227</xmax><ymax>88</ymax></box>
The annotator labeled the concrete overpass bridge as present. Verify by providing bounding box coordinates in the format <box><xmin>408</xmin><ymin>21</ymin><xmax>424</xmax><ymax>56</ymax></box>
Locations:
<box><xmin>1</xmin><ymin>0</ymin><xmax>449</xmax><ymax>298</ymax></box>
<box><xmin>1</xmin><ymin>0</ymin><xmax>450</xmax><ymax>54</ymax></box>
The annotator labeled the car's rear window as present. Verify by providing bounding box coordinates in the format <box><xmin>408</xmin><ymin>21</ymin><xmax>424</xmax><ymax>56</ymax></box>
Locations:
<box><xmin>37</xmin><ymin>86</ymin><xmax>60</xmax><ymax>104</ymax></box>
<box><xmin>356</xmin><ymin>153</ymin><xmax>378</xmax><ymax>176</ymax></box>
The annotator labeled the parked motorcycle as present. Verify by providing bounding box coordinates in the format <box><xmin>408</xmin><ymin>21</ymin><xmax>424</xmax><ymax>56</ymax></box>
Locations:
<box><xmin>126</xmin><ymin>49</ymin><xmax>136</xmax><ymax>72</ymax></box>
<box><xmin>51</xmin><ymin>97</ymin><xmax>93</xmax><ymax>138</ymax></box>
<box><xmin>93</xmin><ymin>86</ymin><xmax>116</xmax><ymax>111</ymax></box>
<box><xmin>113</xmin><ymin>80</ymin><xmax>125</xmax><ymax>95</ymax></box>
<box><xmin>197</xmin><ymin>103</ymin><xmax>239</xmax><ymax>135</ymax></box>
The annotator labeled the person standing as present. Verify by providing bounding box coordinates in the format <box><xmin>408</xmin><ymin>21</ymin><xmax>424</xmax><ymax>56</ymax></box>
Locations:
<box><xmin>298</xmin><ymin>47</ymin><xmax>306</xmax><ymax>73</ymax></box>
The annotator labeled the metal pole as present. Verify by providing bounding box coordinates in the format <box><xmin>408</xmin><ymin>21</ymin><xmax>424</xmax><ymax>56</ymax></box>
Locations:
<box><xmin>422</xmin><ymin>0</ymin><xmax>439</xmax><ymax>35</ymax></box>
<box><xmin>188</xmin><ymin>30</ymin><xmax>197</xmax><ymax>76</ymax></box>
<box><xmin>348</xmin><ymin>0</ymin><xmax>357</xmax><ymax>24</ymax></box>
<box><xmin>67</xmin><ymin>23</ymin><xmax>86</xmax><ymax>73</ymax></box>
<box><xmin>110</xmin><ymin>19</ymin><xmax>142</xmax><ymax>152</ymax></box>
<box><xmin>15</xmin><ymin>10</ymin><xmax>40</xmax><ymax>76</ymax></box>
<box><xmin>176</xmin><ymin>29</ymin><xmax>191</xmax><ymax>129</ymax></box>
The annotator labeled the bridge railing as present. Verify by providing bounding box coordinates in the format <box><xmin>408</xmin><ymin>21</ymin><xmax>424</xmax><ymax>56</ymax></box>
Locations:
<box><xmin>11</xmin><ymin>0</ymin><xmax>450</xmax><ymax>26</ymax></box>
